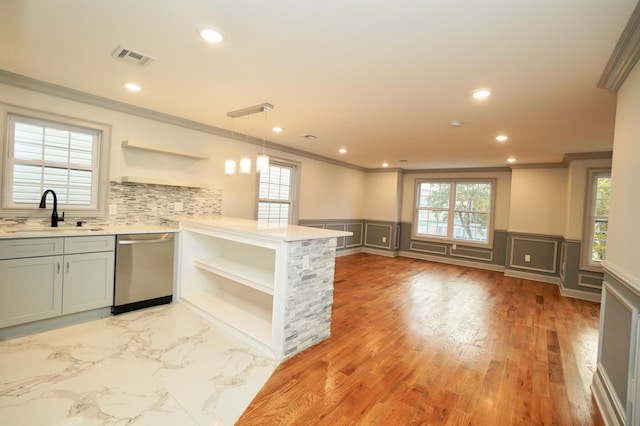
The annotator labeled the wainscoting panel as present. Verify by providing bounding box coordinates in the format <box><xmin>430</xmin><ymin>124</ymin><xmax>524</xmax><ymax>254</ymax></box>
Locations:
<box><xmin>346</xmin><ymin>223</ymin><xmax>364</xmax><ymax>248</ymax></box>
<box><xmin>364</xmin><ymin>223</ymin><xmax>393</xmax><ymax>249</ymax></box>
<box><xmin>298</xmin><ymin>219</ymin><xmax>366</xmax><ymax>251</ymax></box>
<box><xmin>594</xmin><ymin>276</ymin><xmax>640</xmax><ymax>425</ymax></box>
<box><xmin>410</xmin><ymin>241</ymin><xmax>447</xmax><ymax>255</ymax></box>
<box><xmin>325</xmin><ymin>223</ymin><xmax>346</xmax><ymax>249</ymax></box>
<box><xmin>579</xmin><ymin>273</ymin><xmax>604</xmax><ymax>290</ymax></box>
<box><xmin>450</xmin><ymin>246</ymin><xmax>493</xmax><ymax>262</ymax></box>
<box><xmin>508</xmin><ymin>235</ymin><xmax>560</xmax><ymax>274</ymax></box>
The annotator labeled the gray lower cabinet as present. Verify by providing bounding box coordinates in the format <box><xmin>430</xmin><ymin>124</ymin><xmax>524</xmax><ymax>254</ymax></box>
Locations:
<box><xmin>0</xmin><ymin>235</ymin><xmax>115</xmax><ymax>329</ymax></box>
<box><xmin>62</xmin><ymin>251</ymin><xmax>115</xmax><ymax>315</ymax></box>
<box><xmin>0</xmin><ymin>255</ymin><xmax>64</xmax><ymax>327</ymax></box>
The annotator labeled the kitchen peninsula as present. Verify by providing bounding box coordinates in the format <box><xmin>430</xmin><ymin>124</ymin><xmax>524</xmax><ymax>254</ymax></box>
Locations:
<box><xmin>177</xmin><ymin>216</ymin><xmax>351</xmax><ymax>361</ymax></box>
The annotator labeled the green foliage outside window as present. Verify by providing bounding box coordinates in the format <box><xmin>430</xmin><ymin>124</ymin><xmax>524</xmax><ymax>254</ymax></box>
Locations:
<box><xmin>591</xmin><ymin>177</ymin><xmax>610</xmax><ymax>262</ymax></box>
<box><xmin>416</xmin><ymin>181</ymin><xmax>492</xmax><ymax>243</ymax></box>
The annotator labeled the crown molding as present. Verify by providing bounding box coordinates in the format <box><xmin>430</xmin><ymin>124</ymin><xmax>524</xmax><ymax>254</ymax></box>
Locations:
<box><xmin>598</xmin><ymin>2</ymin><xmax>640</xmax><ymax>93</ymax></box>
<box><xmin>0</xmin><ymin>69</ymin><xmax>366</xmax><ymax>173</ymax></box>
<box><xmin>562</xmin><ymin>151</ymin><xmax>613</xmax><ymax>166</ymax></box>
<box><xmin>508</xmin><ymin>162</ymin><xmax>566</xmax><ymax>169</ymax></box>
<box><xmin>404</xmin><ymin>166</ymin><xmax>511</xmax><ymax>174</ymax></box>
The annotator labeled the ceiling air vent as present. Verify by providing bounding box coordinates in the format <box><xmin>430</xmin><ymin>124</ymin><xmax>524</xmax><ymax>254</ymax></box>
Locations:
<box><xmin>111</xmin><ymin>45</ymin><xmax>155</xmax><ymax>66</ymax></box>
<box><xmin>300</xmin><ymin>134</ymin><xmax>318</xmax><ymax>140</ymax></box>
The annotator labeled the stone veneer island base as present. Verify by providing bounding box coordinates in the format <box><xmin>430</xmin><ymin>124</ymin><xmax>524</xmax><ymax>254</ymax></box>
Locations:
<box><xmin>176</xmin><ymin>216</ymin><xmax>351</xmax><ymax>361</ymax></box>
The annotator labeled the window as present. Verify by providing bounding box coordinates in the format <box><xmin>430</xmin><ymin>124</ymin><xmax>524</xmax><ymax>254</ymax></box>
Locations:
<box><xmin>1</xmin><ymin>105</ymin><xmax>110</xmax><ymax>215</ymax></box>
<box><xmin>413</xmin><ymin>179</ymin><xmax>494</xmax><ymax>245</ymax></box>
<box><xmin>257</xmin><ymin>160</ymin><xmax>298</xmax><ymax>224</ymax></box>
<box><xmin>583</xmin><ymin>169</ymin><xmax>611</xmax><ymax>267</ymax></box>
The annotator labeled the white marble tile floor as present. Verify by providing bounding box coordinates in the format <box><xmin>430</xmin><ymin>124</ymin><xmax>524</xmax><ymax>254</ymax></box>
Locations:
<box><xmin>0</xmin><ymin>303</ymin><xmax>277</xmax><ymax>425</ymax></box>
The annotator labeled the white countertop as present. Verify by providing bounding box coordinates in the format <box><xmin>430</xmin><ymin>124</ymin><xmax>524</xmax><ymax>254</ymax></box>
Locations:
<box><xmin>0</xmin><ymin>223</ymin><xmax>178</xmax><ymax>239</ymax></box>
<box><xmin>0</xmin><ymin>216</ymin><xmax>351</xmax><ymax>241</ymax></box>
<box><xmin>179</xmin><ymin>216</ymin><xmax>352</xmax><ymax>242</ymax></box>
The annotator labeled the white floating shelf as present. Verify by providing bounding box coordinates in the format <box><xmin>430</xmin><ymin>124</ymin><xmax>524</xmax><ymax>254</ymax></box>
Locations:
<box><xmin>193</xmin><ymin>256</ymin><xmax>274</xmax><ymax>295</ymax></box>
<box><xmin>122</xmin><ymin>140</ymin><xmax>209</xmax><ymax>160</ymax></box>
<box><xmin>120</xmin><ymin>176</ymin><xmax>210</xmax><ymax>189</ymax></box>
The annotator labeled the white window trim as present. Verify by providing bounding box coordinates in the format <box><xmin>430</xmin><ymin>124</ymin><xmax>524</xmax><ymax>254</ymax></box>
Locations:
<box><xmin>412</xmin><ymin>178</ymin><xmax>496</xmax><ymax>248</ymax></box>
<box><xmin>0</xmin><ymin>103</ymin><xmax>111</xmax><ymax>217</ymax></box>
<box><xmin>254</xmin><ymin>157</ymin><xmax>300</xmax><ymax>225</ymax></box>
<box><xmin>581</xmin><ymin>168</ymin><xmax>611</xmax><ymax>272</ymax></box>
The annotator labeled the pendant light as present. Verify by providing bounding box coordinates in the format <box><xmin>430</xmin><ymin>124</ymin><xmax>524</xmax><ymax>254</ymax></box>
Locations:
<box><xmin>256</xmin><ymin>106</ymin><xmax>270</xmax><ymax>174</ymax></box>
<box><xmin>225</xmin><ymin>103</ymin><xmax>273</xmax><ymax>175</ymax></box>
<box><xmin>225</xmin><ymin>117</ymin><xmax>238</xmax><ymax>175</ymax></box>
<box><xmin>224</xmin><ymin>159</ymin><xmax>236</xmax><ymax>175</ymax></box>
<box><xmin>239</xmin><ymin>115</ymin><xmax>252</xmax><ymax>174</ymax></box>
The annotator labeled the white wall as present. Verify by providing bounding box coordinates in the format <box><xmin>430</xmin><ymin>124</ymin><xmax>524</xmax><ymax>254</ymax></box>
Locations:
<box><xmin>607</xmin><ymin>63</ymin><xmax>640</xmax><ymax>280</ymax></box>
<box><xmin>508</xmin><ymin>167</ymin><xmax>567</xmax><ymax>235</ymax></box>
<box><xmin>400</xmin><ymin>170</ymin><xmax>512</xmax><ymax>230</ymax></box>
<box><xmin>0</xmin><ymin>83</ymin><xmax>367</xmax><ymax>222</ymax></box>
<box><xmin>296</xmin><ymin>156</ymin><xmax>366</xmax><ymax>220</ymax></box>
<box><xmin>363</xmin><ymin>171</ymin><xmax>402</xmax><ymax>222</ymax></box>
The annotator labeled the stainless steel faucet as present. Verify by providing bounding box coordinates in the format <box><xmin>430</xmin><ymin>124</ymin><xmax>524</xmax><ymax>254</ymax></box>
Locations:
<box><xmin>39</xmin><ymin>189</ymin><xmax>65</xmax><ymax>227</ymax></box>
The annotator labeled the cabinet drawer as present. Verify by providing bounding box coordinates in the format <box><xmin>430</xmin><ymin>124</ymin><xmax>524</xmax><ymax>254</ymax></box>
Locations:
<box><xmin>0</xmin><ymin>238</ymin><xmax>64</xmax><ymax>260</ymax></box>
<box><xmin>64</xmin><ymin>235</ymin><xmax>115</xmax><ymax>254</ymax></box>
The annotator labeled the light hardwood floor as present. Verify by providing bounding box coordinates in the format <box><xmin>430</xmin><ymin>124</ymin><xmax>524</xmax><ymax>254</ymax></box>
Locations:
<box><xmin>238</xmin><ymin>253</ymin><xmax>604</xmax><ymax>425</ymax></box>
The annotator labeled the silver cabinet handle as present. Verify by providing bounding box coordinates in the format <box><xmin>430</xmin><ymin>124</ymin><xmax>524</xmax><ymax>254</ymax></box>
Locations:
<box><xmin>66</xmin><ymin>262</ymin><xmax>69</xmax><ymax>273</ymax></box>
<box><xmin>57</xmin><ymin>263</ymin><xmax>60</xmax><ymax>274</ymax></box>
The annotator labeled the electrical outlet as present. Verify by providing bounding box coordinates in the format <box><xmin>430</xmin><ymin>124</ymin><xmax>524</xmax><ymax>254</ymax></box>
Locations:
<box><xmin>525</xmin><ymin>254</ymin><xmax>531</xmax><ymax>262</ymax></box>
<box><xmin>109</xmin><ymin>204</ymin><xmax>117</xmax><ymax>215</ymax></box>
<box><xmin>382</xmin><ymin>236</ymin><xmax>387</xmax><ymax>243</ymax></box>
<box><xmin>452</xmin><ymin>244</ymin><xmax>457</xmax><ymax>250</ymax></box>
<box><xmin>302</xmin><ymin>255</ymin><xmax>310</xmax><ymax>270</ymax></box>
<box><xmin>173</xmin><ymin>202</ymin><xmax>184</xmax><ymax>212</ymax></box>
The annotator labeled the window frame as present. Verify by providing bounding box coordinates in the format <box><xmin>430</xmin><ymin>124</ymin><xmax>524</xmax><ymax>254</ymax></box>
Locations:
<box><xmin>581</xmin><ymin>168</ymin><xmax>611</xmax><ymax>271</ymax></box>
<box><xmin>412</xmin><ymin>178</ymin><xmax>496</xmax><ymax>248</ymax></box>
<box><xmin>0</xmin><ymin>103</ymin><xmax>111</xmax><ymax>217</ymax></box>
<box><xmin>254</xmin><ymin>157</ymin><xmax>300</xmax><ymax>225</ymax></box>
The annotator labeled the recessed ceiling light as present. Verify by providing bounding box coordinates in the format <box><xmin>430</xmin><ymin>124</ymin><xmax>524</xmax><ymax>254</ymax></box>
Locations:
<box><xmin>124</xmin><ymin>83</ymin><xmax>141</xmax><ymax>92</ymax></box>
<box><xmin>507</xmin><ymin>157</ymin><xmax>517</xmax><ymax>163</ymax></box>
<box><xmin>496</xmin><ymin>135</ymin><xmax>509</xmax><ymax>142</ymax></box>
<box><xmin>450</xmin><ymin>120</ymin><xmax>463</xmax><ymax>128</ymax></box>
<box><xmin>198</xmin><ymin>25</ymin><xmax>224</xmax><ymax>43</ymax></box>
<box><xmin>272</xmin><ymin>126</ymin><xmax>283</xmax><ymax>133</ymax></box>
<box><xmin>472</xmin><ymin>89</ymin><xmax>491</xmax><ymax>100</ymax></box>
<box><xmin>382</xmin><ymin>162</ymin><xmax>389</xmax><ymax>168</ymax></box>
<box><xmin>339</xmin><ymin>148</ymin><xmax>347</xmax><ymax>154</ymax></box>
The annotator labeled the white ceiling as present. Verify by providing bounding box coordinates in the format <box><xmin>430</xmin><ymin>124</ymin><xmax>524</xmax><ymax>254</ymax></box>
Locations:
<box><xmin>0</xmin><ymin>0</ymin><xmax>637</xmax><ymax>170</ymax></box>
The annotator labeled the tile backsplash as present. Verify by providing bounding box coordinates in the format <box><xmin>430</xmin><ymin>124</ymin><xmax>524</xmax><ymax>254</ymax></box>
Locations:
<box><xmin>108</xmin><ymin>181</ymin><xmax>222</xmax><ymax>225</ymax></box>
<box><xmin>0</xmin><ymin>181</ymin><xmax>223</xmax><ymax>227</ymax></box>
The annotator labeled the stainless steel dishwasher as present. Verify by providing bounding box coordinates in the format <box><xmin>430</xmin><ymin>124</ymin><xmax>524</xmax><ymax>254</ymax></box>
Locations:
<box><xmin>112</xmin><ymin>233</ymin><xmax>175</xmax><ymax>315</ymax></box>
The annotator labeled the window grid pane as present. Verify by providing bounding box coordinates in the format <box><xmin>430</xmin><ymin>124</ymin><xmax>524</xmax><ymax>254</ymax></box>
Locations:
<box><xmin>591</xmin><ymin>176</ymin><xmax>611</xmax><ymax>262</ymax></box>
<box><xmin>9</xmin><ymin>116</ymin><xmax>98</xmax><ymax>206</ymax></box>
<box><xmin>258</xmin><ymin>163</ymin><xmax>294</xmax><ymax>224</ymax></box>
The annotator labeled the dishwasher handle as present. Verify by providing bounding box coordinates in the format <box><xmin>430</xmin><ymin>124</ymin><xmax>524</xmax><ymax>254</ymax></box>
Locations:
<box><xmin>118</xmin><ymin>236</ymin><xmax>173</xmax><ymax>245</ymax></box>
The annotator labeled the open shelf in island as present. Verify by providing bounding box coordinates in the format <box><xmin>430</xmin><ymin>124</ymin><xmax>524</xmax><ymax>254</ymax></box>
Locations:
<box><xmin>180</xmin><ymin>289</ymin><xmax>272</xmax><ymax>353</ymax></box>
<box><xmin>193</xmin><ymin>256</ymin><xmax>274</xmax><ymax>295</ymax></box>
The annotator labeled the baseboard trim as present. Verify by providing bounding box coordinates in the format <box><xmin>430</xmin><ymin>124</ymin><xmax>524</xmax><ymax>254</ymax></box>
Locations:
<box><xmin>336</xmin><ymin>247</ymin><xmax>363</xmax><ymax>257</ymax></box>
<box><xmin>398</xmin><ymin>250</ymin><xmax>505</xmax><ymax>272</ymax></box>
<box><xmin>361</xmin><ymin>247</ymin><xmax>399</xmax><ymax>258</ymax></box>
<box><xmin>559</xmin><ymin>284</ymin><xmax>602</xmax><ymax>302</ymax></box>
<box><xmin>592</xmin><ymin>367</ymin><xmax>624</xmax><ymax>426</ymax></box>
<box><xmin>504</xmin><ymin>269</ymin><xmax>560</xmax><ymax>285</ymax></box>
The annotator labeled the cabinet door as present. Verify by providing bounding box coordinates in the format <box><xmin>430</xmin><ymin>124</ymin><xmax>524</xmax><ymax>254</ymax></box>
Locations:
<box><xmin>63</xmin><ymin>252</ymin><xmax>115</xmax><ymax>315</ymax></box>
<box><xmin>0</xmin><ymin>256</ymin><xmax>63</xmax><ymax>328</ymax></box>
